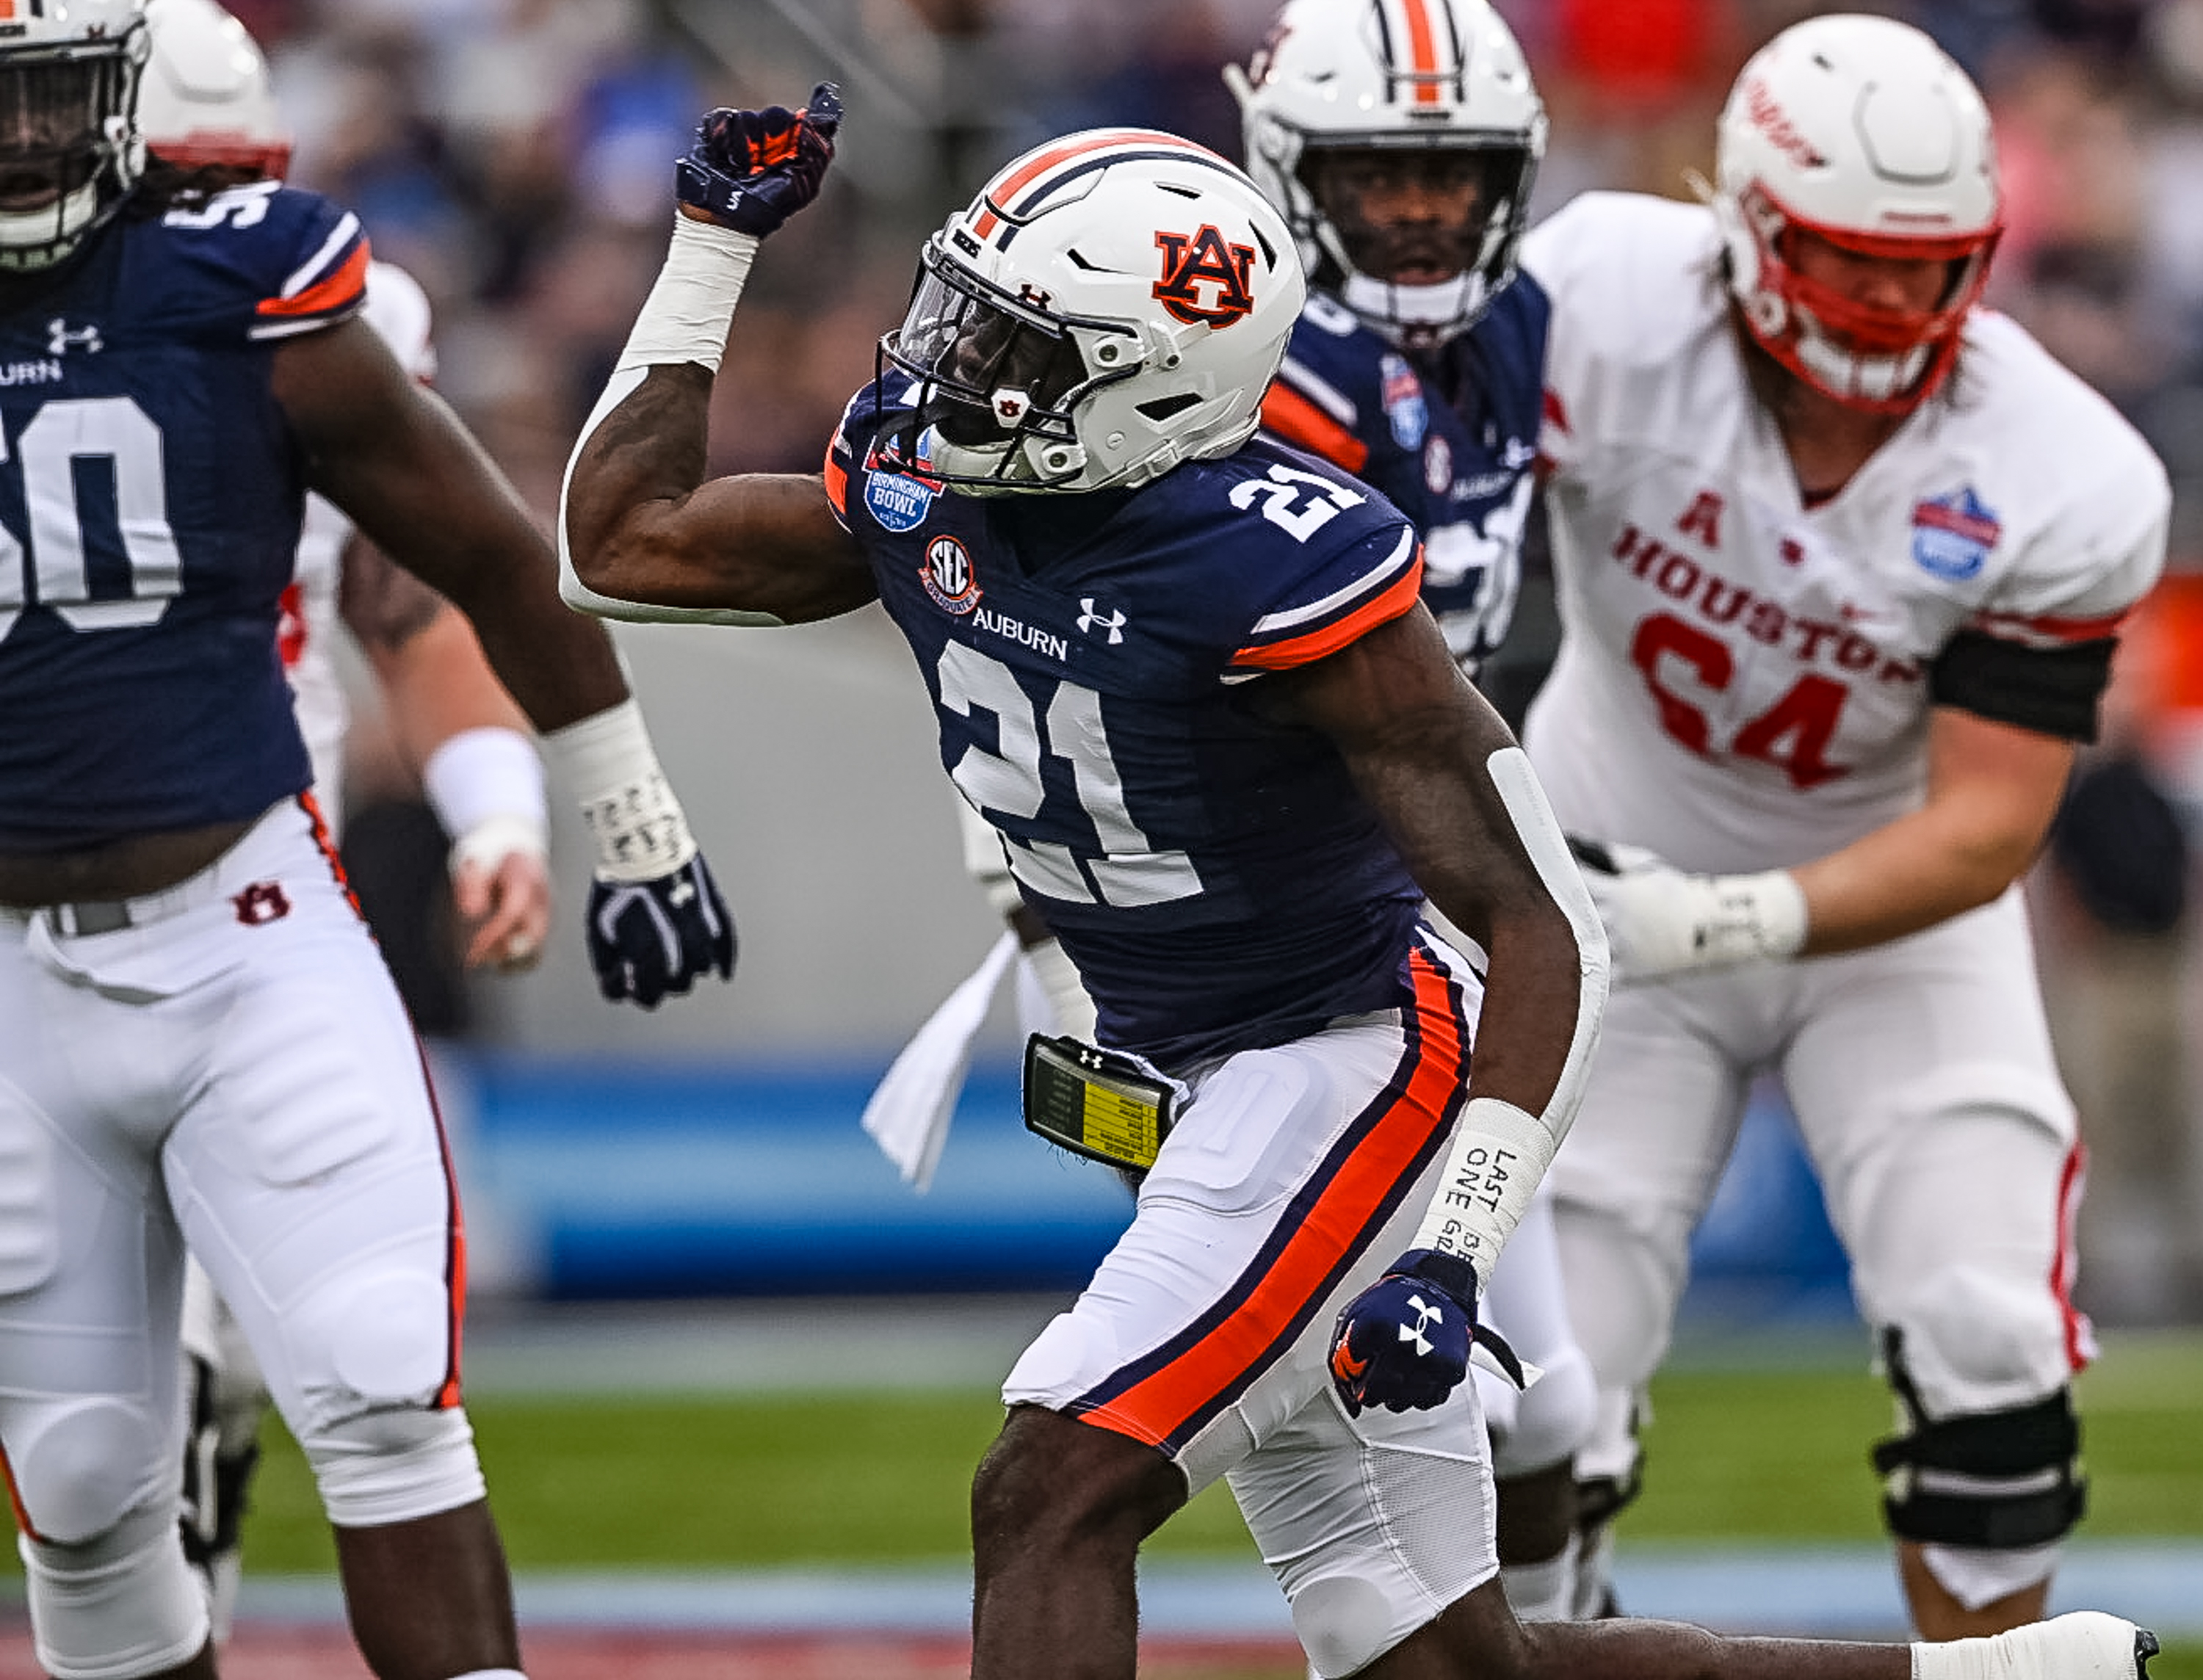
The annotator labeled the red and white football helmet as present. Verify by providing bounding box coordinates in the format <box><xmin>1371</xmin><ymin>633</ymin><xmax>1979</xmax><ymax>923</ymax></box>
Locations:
<box><xmin>138</xmin><ymin>0</ymin><xmax>292</xmax><ymax>178</ymax></box>
<box><xmin>1227</xmin><ymin>0</ymin><xmax>1544</xmax><ymax>348</ymax></box>
<box><xmin>880</xmin><ymin>128</ymin><xmax>1305</xmax><ymax>495</ymax></box>
<box><xmin>1712</xmin><ymin>12</ymin><xmax>2002</xmax><ymax>413</ymax></box>
<box><xmin>0</xmin><ymin>0</ymin><xmax>151</xmax><ymax>270</ymax></box>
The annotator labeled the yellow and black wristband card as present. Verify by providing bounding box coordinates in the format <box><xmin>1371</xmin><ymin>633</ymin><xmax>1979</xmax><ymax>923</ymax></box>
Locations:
<box><xmin>1021</xmin><ymin>1034</ymin><xmax>1176</xmax><ymax>1173</ymax></box>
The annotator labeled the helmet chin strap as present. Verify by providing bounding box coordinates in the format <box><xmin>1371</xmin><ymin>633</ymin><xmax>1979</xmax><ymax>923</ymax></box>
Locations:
<box><xmin>1339</xmin><ymin>271</ymin><xmax>1485</xmax><ymax>347</ymax></box>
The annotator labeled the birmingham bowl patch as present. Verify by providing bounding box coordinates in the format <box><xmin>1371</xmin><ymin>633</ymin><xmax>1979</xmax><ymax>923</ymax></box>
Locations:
<box><xmin>1911</xmin><ymin>487</ymin><xmax>2001</xmax><ymax>582</ymax></box>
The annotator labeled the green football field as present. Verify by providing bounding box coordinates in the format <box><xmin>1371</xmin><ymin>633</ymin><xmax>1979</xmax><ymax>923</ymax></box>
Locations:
<box><xmin>7</xmin><ymin>1325</ymin><xmax>2198</xmax><ymax>1672</ymax></box>
<box><xmin>215</xmin><ymin>1325</ymin><xmax>2203</xmax><ymax>1672</ymax></box>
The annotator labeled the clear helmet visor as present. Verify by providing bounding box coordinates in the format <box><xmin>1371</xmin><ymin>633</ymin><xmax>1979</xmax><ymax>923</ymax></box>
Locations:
<box><xmin>879</xmin><ymin>239</ymin><xmax>1141</xmax><ymax>488</ymax></box>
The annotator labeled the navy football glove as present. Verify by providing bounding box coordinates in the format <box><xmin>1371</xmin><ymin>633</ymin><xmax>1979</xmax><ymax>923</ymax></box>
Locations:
<box><xmin>1328</xmin><ymin>1248</ymin><xmax>1480</xmax><ymax>1418</ymax></box>
<box><xmin>676</xmin><ymin>82</ymin><xmax>842</xmax><ymax>238</ymax></box>
<box><xmin>587</xmin><ymin>852</ymin><xmax>736</xmax><ymax>1009</ymax></box>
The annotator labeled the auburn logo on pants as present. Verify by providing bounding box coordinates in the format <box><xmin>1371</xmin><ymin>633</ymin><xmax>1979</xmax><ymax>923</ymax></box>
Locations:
<box><xmin>233</xmin><ymin>882</ymin><xmax>292</xmax><ymax>927</ymax></box>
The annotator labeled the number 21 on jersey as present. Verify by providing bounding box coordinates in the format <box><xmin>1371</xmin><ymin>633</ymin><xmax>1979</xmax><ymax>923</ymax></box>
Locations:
<box><xmin>937</xmin><ymin>640</ymin><xmax>1204</xmax><ymax>908</ymax></box>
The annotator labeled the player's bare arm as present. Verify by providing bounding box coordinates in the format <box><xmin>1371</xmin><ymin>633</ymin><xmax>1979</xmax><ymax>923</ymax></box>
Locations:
<box><xmin>339</xmin><ymin>535</ymin><xmax>553</xmax><ymax>970</ymax></box>
<box><xmin>272</xmin><ymin>314</ymin><xmax>629</xmax><ymax>732</ymax></box>
<box><xmin>1576</xmin><ymin>693</ymin><xmax>2090</xmax><ymax>984</ymax></box>
<box><xmin>1263</xmin><ymin>601</ymin><xmax>1608</xmax><ymax>1421</ymax></box>
<box><xmin>561</xmin><ymin>360</ymin><xmax>873</xmax><ymax>623</ymax></box>
<box><xmin>1262</xmin><ymin>603</ymin><xmax>1592</xmax><ymax>1118</ymax></box>
<box><xmin>278</xmin><ymin>310</ymin><xmax>731</xmax><ymax>1008</ymax></box>
<box><xmin>1786</xmin><ymin>705</ymin><xmax>2074</xmax><ymax>954</ymax></box>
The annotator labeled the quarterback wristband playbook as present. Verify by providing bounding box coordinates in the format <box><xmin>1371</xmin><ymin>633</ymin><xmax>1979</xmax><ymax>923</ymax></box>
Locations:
<box><xmin>539</xmin><ymin>699</ymin><xmax>698</xmax><ymax>883</ymax></box>
<box><xmin>1023</xmin><ymin>1035</ymin><xmax>1179</xmax><ymax>1173</ymax></box>
<box><xmin>1411</xmin><ymin>747</ymin><xmax>1612</xmax><ymax>1278</ymax></box>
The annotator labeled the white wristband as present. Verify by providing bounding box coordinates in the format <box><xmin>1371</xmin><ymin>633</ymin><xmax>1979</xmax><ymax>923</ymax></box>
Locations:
<box><xmin>615</xmin><ymin>214</ymin><xmax>759</xmax><ymax>375</ymax></box>
<box><xmin>422</xmin><ymin>727</ymin><xmax>546</xmax><ymax>842</ymax></box>
<box><xmin>1411</xmin><ymin>1096</ymin><xmax>1561</xmax><ymax>1283</ymax></box>
<box><xmin>539</xmin><ymin>698</ymin><xmax>699</xmax><ymax>882</ymax></box>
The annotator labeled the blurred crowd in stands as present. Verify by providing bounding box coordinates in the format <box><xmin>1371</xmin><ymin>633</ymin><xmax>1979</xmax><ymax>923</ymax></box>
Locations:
<box><xmin>237</xmin><ymin>0</ymin><xmax>2203</xmax><ymax>1320</ymax></box>
<box><xmin>223</xmin><ymin>0</ymin><xmax>2203</xmax><ymax>553</ymax></box>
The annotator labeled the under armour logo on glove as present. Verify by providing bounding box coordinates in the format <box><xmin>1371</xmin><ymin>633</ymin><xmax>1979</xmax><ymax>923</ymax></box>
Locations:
<box><xmin>1328</xmin><ymin>1248</ymin><xmax>1480</xmax><ymax>1417</ymax></box>
<box><xmin>587</xmin><ymin>852</ymin><xmax>736</xmax><ymax>1009</ymax></box>
<box><xmin>676</xmin><ymin>82</ymin><xmax>842</xmax><ymax>238</ymax></box>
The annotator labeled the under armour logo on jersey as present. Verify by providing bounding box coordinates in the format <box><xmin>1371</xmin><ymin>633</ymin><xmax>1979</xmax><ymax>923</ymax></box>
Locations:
<box><xmin>46</xmin><ymin>318</ymin><xmax>101</xmax><ymax>357</ymax></box>
<box><xmin>1077</xmin><ymin>598</ymin><xmax>1126</xmax><ymax>644</ymax></box>
<box><xmin>1400</xmin><ymin>1295</ymin><xmax>1444</xmax><ymax>1357</ymax></box>
<box><xmin>1153</xmin><ymin>225</ymin><xmax>1256</xmax><ymax>328</ymax></box>
<box><xmin>233</xmin><ymin>882</ymin><xmax>292</xmax><ymax>927</ymax></box>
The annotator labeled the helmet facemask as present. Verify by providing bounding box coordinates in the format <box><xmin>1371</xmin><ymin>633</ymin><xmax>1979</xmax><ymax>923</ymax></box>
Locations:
<box><xmin>0</xmin><ymin>29</ymin><xmax>148</xmax><ymax>272</ymax></box>
<box><xmin>1723</xmin><ymin>182</ymin><xmax>1999</xmax><ymax>413</ymax></box>
<box><xmin>879</xmin><ymin>237</ymin><xmax>1144</xmax><ymax>493</ymax></box>
<box><xmin>1296</xmin><ymin>134</ymin><xmax>1536</xmax><ymax>350</ymax></box>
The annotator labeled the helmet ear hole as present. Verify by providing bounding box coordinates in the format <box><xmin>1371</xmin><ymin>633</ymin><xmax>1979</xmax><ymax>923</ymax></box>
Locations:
<box><xmin>1135</xmin><ymin>392</ymin><xmax>1202</xmax><ymax>424</ymax></box>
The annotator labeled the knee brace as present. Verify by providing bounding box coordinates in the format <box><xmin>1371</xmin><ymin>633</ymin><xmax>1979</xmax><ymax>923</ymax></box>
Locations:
<box><xmin>298</xmin><ymin>1402</ymin><xmax>486</xmax><ymax>1529</ymax></box>
<box><xmin>1874</xmin><ymin>1329</ymin><xmax>2086</xmax><ymax>1549</ymax></box>
<box><xmin>21</xmin><ymin>1502</ymin><xmax>209</xmax><ymax>1680</ymax></box>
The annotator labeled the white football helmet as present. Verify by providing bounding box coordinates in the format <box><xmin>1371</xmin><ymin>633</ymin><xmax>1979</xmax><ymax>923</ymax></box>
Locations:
<box><xmin>1711</xmin><ymin>12</ymin><xmax>2002</xmax><ymax>413</ymax></box>
<box><xmin>880</xmin><ymin>128</ymin><xmax>1305</xmax><ymax>495</ymax></box>
<box><xmin>1226</xmin><ymin>0</ymin><xmax>1544</xmax><ymax>348</ymax></box>
<box><xmin>0</xmin><ymin>0</ymin><xmax>151</xmax><ymax>269</ymax></box>
<box><xmin>139</xmin><ymin>0</ymin><xmax>290</xmax><ymax>177</ymax></box>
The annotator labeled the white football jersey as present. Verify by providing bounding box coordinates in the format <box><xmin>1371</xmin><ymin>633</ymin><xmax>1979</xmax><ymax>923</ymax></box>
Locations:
<box><xmin>1520</xmin><ymin>193</ymin><xmax>2169</xmax><ymax>873</ymax></box>
<box><xmin>280</xmin><ymin>259</ymin><xmax>438</xmax><ymax>825</ymax></box>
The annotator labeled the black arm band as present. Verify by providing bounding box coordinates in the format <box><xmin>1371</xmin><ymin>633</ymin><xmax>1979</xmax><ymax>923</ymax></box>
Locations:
<box><xmin>1927</xmin><ymin>631</ymin><xmax>2117</xmax><ymax>742</ymax></box>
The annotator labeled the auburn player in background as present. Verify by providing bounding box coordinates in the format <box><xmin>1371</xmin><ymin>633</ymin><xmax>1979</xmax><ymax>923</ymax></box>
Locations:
<box><xmin>1223</xmin><ymin>0</ymin><xmax>1597</xmax><ymax>1623</ymax></box>
<box><xmin>1505</xmin><ymin>12</ymin><xmax>2169</xmax><ymax>1637</ymax></box>
<box><xmin>0</xmin><ymin>3</ymin><xmax>731</xmax><ymax>1678</ymax></box>
<box><xmin>134</xmin><ymin>0</ymin><xmax>558</xmax><ymax>1645</ymax></box>
<box><xmin>557</xmin><ymin>73</ymin><xmax>2153</xmax><ymax>1680</ymax></box>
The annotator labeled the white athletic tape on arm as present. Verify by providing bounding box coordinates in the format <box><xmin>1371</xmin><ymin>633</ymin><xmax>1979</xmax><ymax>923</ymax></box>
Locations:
<box><xmin>1411</xmin><ymin>747</ymin><xmax>1610</xmax><ymax>1275</ymax></box>
<box><xmin>539</xmin><ymin>698</ymin><xmax>698</xmax><ymax>882</ymax></box>
<box><xmin>616</xmin><ymin>214</ymin><xmax>758</xmax><ymax>377</ymax></box>
<box><xmin>422</xmin><ymin>727</ymin><xmax>549</xmax><ymax>875</ymax></box>
<box><xmin>555</xmin><ymin>215</ymin><xmax>786</xmax><ymax>627</ymax></box>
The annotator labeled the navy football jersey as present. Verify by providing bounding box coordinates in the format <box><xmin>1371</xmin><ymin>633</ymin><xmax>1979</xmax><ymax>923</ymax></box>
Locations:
<box><xmin>829</xmin><ymin>375</ymin><xmax>1430</xmax><ymax>1071</ymax></box>
<box><xmin>1260</xmin><ymin>279</ymin><xmax>1549</xmax><ymax>677</ymax></box>
<box><xmin>0</xmin><ymin>179</ymin><xmax>368</xmax><ymax>851</ymax></box>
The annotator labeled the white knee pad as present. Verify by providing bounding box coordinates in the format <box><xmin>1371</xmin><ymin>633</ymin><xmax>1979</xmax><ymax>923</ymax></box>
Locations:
<box><xmin>1491</xmin><ymin>1341</ymin><xmax>1598</xmax><ymax>1480</ymax></box>
<box><xmin>8</xmin><ymin>1397</ymin><xmax>168</xmax><ymax>1547</ymax></box>
<box><xmin>21</xmin><ymin>1503</ymin><xmax>209</xmax><ymax>1680</ymax></box>
<box><xmin>300</xmin><ymin>1402</ymin><xmax>486</xmax><ymax>1528</ymax></box>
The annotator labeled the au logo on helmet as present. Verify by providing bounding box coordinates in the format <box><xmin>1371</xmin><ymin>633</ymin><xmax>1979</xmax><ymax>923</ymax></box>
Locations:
<box><xmin>1154</xmin><ymin>225</ymin><xmax>1256</xmax><ymax>328</ymax></box>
